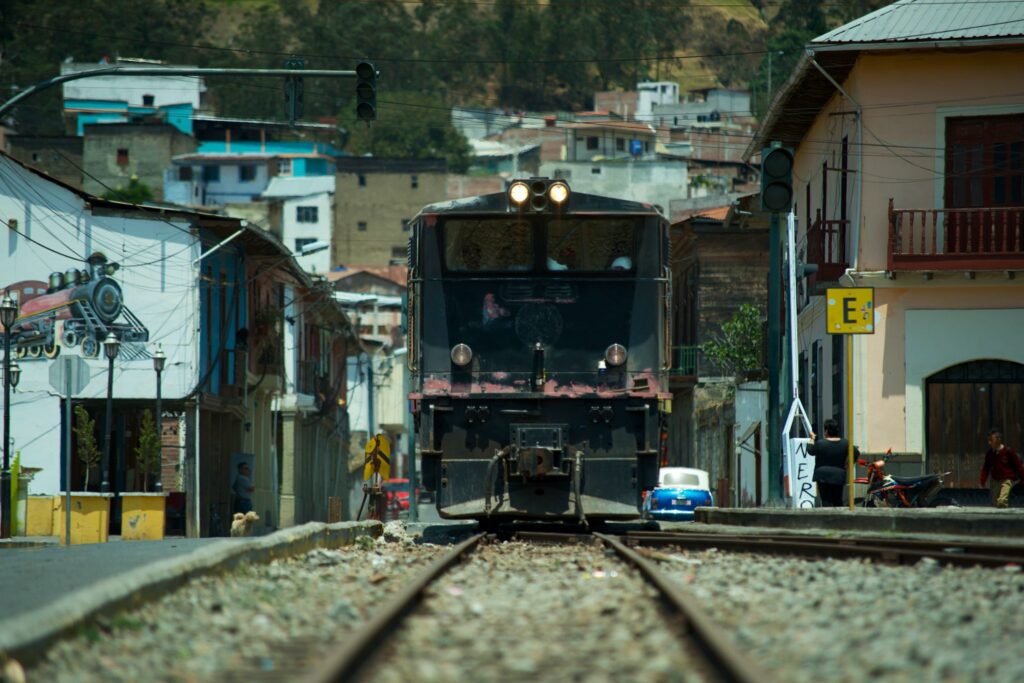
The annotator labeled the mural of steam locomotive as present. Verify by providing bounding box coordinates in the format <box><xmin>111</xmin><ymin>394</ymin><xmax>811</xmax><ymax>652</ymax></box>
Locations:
<box><xmin>5</xmin><ymin>253</ymin><xmax>148</xmax><ymax>360</ymax></box>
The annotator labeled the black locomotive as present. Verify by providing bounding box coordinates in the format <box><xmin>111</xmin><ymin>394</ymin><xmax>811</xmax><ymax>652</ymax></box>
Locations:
<box><xmin>408</xmin><ymin>178</ymin><xmax>671</xmax><ymax>524</ymax></box>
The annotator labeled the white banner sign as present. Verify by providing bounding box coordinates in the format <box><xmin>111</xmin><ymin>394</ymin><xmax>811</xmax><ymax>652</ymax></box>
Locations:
<box><xmin>785</xmin><ymin>437</ymin><xmax>816</xmax><ymax>508</ymax></box>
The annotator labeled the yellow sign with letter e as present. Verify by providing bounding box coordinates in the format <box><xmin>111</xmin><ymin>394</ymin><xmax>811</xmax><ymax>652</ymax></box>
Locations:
<box><xmin>826</xmin><ymin>288</ymin><xmax>875</xmax><ymax>334</ymax></box>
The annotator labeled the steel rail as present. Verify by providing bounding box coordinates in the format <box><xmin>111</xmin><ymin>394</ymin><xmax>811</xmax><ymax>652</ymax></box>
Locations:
<box><xmin>595</xmin><ymin>532</ymin><xmax>776</xmax><ymax>683</ymax></box>
<box><xmin>300</xmin><ymin>532</ymin><xmax>485</xmax><ymax>683</ymax></box>
<box><xmin>624</xmin><ymin>531</ymin><xmax>1024</xmax><ymax>568</ymax></box>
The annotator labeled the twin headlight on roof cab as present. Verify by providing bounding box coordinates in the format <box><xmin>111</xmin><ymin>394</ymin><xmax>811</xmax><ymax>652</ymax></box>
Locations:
<box><xmin>508</xmin><ymin>179</ymin><xmax>570</xmax><ymax>212</ymax></box>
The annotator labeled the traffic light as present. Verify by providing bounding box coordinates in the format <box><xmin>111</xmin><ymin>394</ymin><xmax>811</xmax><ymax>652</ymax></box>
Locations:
<box><xmin>760</xmin><ymin>145</ymin><xmax>794</xmax><ymax>213</ymax></box>
<box><xmin>355</xmin><ymin>60</ymin><xmax>377</xmax><ymax>122</ymax></box>
<box><xmin>284</xmin><ymin>58</ymin><xmax>304</xmax><ymax>123</ymax></box>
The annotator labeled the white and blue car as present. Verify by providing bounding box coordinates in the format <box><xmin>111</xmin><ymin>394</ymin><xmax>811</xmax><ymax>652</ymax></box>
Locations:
<box><xmin>642</xmin><ymin>467</ymin><xmax>714</xmax><ymax>521</ymax></box>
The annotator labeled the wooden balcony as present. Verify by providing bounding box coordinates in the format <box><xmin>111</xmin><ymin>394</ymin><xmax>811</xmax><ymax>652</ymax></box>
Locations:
<box><xmin>807</xmin><ymin>213</ymin><xmax>849</xmax><ymax>290</ymax></box>
<box><xmin>888</xmin><ymin>199</ymin><xmax>1024</xmax><ymax>272</ymax></box>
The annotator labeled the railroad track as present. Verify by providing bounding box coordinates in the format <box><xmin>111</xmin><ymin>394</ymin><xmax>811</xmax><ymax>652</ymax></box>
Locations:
<box><xmin>622</xmin><ymin>530</ymin><xmax>1024</xmax><ymax>568</ymax></box>
<box><xmin>300</xmin><ymin>531</ymin><xmax>773</xmax><ymax>683</ymax></box>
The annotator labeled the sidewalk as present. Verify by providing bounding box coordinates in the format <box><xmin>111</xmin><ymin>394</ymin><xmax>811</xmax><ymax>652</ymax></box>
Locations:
<box><xmin>0</xmin><ymin>535</ymin><xmax>228</xmax><ymax>620</ymax></box>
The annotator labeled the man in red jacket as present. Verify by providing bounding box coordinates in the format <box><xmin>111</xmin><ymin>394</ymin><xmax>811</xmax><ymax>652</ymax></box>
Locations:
<box><xmin>980</xmin><ymin>428</ymin><xmax>1024</xmax><ymax>508</ymax></box>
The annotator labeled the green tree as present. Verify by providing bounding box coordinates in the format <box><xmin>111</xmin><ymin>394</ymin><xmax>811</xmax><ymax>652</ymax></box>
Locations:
<box><xmin>73</xmin><ymin>404</ymin><xmax>102</xmax><ymax>490</ymax></box>
<box><xmin>102</xmin><ymin>175</ymin><xmax>153</xmax><ymax>204</ymax></box>
<box><xmin>342</xmin><ymin>91</ymin><xmax>472</xmax><ymax>173</ymax></box>
<box><xmin>135</xmin><ymin>409</ymin><xmax>161</xmax><ymax>492</ymax></box>
<box><xmin>701</xmin><ymin>304</ymin><xmax>765</xmax><ymax>376</ymax></box>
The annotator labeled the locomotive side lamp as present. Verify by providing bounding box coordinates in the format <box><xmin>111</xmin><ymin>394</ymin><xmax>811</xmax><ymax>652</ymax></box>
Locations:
<box><xmin>451</xmin><ymin>343</ymin><xmax>473</xmax><ymax>367</ymax></box>
<box><xmin>605</xmin><ymin>343</ymin><xmax>628</xmax><ymax>367</ymax></box>
<box><xmin>100</xmin><ymin>332</ymin><xmax>120</xmax><ymax>493</ymax></box>
<box><xmin>1</xmin><ymin>292</ymin><xmax>20</xmax><ymax>539</ymax></box>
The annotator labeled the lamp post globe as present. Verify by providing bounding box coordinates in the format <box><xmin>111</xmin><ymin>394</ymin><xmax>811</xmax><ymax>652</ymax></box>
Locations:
<box><xmin>152</xmin><ymin>345</ymin><xmax>166</xmax><ymax>373</ymax></box>
<box><xmin>100</xmin><ymin>332</ymin><xmax>120</xmax><ymax>493</ymax></box>
<box><xmin>0</xmin><ymin>295</ymin><xmax>16</xmax><ymax>329</ymax></box>
<box><xmin>152</xmin><ymin>345</ymin><xmax>165</xmax><ymax>492</ymax></box>
<box><xmin>103</xmin><ymin>332</ymin><xmax>121</xmax><ymax>361</ymax></box>
<box><xmin>9</xmin><ymin>360</ymin><xmax>19</xmax><ymax>389</ymax></box>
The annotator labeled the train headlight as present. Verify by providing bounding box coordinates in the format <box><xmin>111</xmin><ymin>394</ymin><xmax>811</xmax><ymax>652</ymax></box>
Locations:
<box><xmin>605</xmin><ymin>343</ymin><xmax>627</xmax><ymax>367</ymax></box>
<box><xmin>451</xmin><ymin>343</ymin><xmax>473</xmax><ymax>367</ymax></box>
<box><xmin>508</xmin><ymin>182</ymin><xmax>529</xmax><ymax>205</ymax></box>
<box><xmin>548</xmin><ymin>182</ymin><xmax>569</xmax><ymax>204</ymax></box>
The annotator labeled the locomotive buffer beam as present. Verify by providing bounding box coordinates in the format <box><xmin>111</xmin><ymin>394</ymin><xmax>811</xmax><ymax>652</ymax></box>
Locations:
<box><xmin>510</xmin><ymin>424</ymin><xmax>567</xmax><ymax>479</ymax></box>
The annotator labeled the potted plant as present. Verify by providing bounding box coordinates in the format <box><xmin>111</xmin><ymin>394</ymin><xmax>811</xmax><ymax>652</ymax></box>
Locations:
<box><xmin>120</xmin><ymin>409</ymin><xmax>168</xmax><ymax>540</ymax></box>
<box><xmin>53</xmin><ymin>405</ymin><xmax>113</xmax><ymax>544</ymax></box>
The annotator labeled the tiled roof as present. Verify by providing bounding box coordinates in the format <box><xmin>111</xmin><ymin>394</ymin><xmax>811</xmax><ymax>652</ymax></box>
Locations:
<box><xmin>814</xmin><ymin>0</ymin><xmax>1024</xmax><ymax>44</ymax></box>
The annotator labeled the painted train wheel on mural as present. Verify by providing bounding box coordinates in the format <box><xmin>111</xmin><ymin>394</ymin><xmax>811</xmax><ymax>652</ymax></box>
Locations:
<box><xmin>3</xmin><ymin>252</ymin><xmax>149</xmax><ymax>362</ymax></box>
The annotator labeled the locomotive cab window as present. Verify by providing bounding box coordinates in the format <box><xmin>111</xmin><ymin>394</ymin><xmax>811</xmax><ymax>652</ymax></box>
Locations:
<box><xmin>546</xmin><ymin>217</ymin><xmax>637</xmax><ymax>272</ymax></box>
<box><xmin>444</xmin><ymin>219</ymin><xmax>533</xmax><ymax>272</ymax></box>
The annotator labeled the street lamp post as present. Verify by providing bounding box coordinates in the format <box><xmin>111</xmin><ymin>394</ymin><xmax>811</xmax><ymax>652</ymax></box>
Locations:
<box><xmin>1</xmin><ymin>294</ymin><xmax>20</xmax><ymax>539</ymax></box>
<box><xmin>100</xmin><ymin>332</ymin><xmax>121</xmax><ymax>494</ymax></box>
<box><xmin>152</xmin><ymin>345</ymin><xmax>165</xmax><ymax>493</ymax></box>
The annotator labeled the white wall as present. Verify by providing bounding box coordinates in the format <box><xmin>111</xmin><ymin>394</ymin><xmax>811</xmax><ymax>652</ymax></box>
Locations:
<box><xmin>282</xmin><ymin>192</ymin><xmax>333</xmax><ymax>273</ymax></box>
<box><xmin>62</xmin><ymin>64</ymin><xmax>204</xmax><ymax>108</ymax></box>
<box><xmin>636</xmin><ymin>81</ymin><xmax>679</xmax><ymax>120</ymax></box>
<box><xmin>0</xmin><ymin>155</ymin><xmax>199</xmax><ymax>494</ymax></box>
<box><xmin>905</xmin><ymin>308</ymin><xmax>1024</xmax><ymax>452</ymax></box>
<box><xmin>541</xmin><ymin>159</ymin><xmax>688</xmax><ymax>213</ymax></box>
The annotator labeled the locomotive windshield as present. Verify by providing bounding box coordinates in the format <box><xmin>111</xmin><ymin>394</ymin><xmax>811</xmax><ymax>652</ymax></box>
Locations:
<box><xmin>442</xmin><ymin>217</ymin><xmax>637</xmax><ymax>273</ymax></box>
<box><xmin>422</xmin><ymin>213</ymin><xmax>660</xmax><ymax>381</ymax></box>
<box><xmin>445</xmin><ymin>218</ymin><xmax>533</xmax><ymax>272</ymax></box>
<box><xmin>547</xmin><ymin>218</ymin><xmax>635</xmax><ymax>272</ymax></box>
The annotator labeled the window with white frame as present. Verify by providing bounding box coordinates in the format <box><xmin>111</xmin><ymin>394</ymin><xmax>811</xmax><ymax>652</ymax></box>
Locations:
<box><xmin>277</xmin><ymin>158</ymin><xmax>292</xmax><ymax>175</ymax></box>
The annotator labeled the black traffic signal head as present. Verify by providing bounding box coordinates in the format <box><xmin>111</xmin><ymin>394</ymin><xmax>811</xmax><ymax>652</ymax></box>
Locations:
<box><xmin>760</xmin><ymin>145</ymin><xmax>794</xmax><ymax>213</ymax></box>
<box><xmin>355</xmin><ymin>61</ymin><xmax>377</xmax><ymax>122</ymax></box>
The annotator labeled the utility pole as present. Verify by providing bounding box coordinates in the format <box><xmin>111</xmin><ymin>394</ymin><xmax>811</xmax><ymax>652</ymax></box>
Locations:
<box><xmin>760</xmin><ymin>142</ymin><xmax>795</xmax><ymax>505</ymax></box>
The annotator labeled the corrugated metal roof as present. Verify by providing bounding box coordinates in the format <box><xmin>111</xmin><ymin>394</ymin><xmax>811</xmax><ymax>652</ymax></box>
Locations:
<box><xmin>815</xmin><ymin>0</ymin><xmax>1024</xmax><ymax>44</ymax></box>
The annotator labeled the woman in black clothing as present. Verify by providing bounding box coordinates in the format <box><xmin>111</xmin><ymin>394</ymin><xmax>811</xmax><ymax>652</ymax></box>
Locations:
<box><xmin>808</xmin><ymin>419</ymin><xmax>859</xmax><ymax>507</ymax></box>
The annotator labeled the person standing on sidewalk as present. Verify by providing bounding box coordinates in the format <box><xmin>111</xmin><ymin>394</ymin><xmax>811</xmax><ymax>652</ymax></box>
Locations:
<box><xmin>808</xmin><ymin>419</ymin><xmax>859</xmax><ymax>507</ymax></box>
<box><xmin>980</xmin><ymin>428</ymin><xmax>1024</xmax><ymax>508</ymax></box>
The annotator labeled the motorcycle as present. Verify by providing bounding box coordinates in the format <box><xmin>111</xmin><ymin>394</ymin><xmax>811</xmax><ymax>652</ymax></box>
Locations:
<box><xmin>855</xmin><ymin>449</ymin><xmax>951</xmax><ymax>508</ymax></box>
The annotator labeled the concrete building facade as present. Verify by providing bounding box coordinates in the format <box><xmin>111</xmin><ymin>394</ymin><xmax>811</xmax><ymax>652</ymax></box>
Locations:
<box><xmin>334</xmin><ymin>158</ymin><xmax>446</xmax><ymax>266</ymax></box>
<box><xmin>82</xmin><ymin>121</ymin><xmax>195</xmax><ymax>200</ymax></box>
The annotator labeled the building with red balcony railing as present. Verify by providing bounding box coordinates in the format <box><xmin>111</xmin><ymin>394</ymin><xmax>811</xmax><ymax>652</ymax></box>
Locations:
<box><xmin>748</xmin><ymin>0</ymin><xmax>1024</xmax><ymax>494</ymax></box>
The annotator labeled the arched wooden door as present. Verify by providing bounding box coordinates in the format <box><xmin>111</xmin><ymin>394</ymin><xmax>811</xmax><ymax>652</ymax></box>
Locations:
<box><xmin>926</xmin><ymin>360</ymin><xmax>1024</xmax><ymax>488</ymax></box>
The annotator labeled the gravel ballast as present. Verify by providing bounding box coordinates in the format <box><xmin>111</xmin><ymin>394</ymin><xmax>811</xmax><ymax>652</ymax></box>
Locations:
<box><xmin>654</xmin><ymin>546</ymin><xmax>1024</xmax><ymax>683</ymax></box>
<box><xmin>28</xmin><ymin>524</ymin><xmax>440</xmax><ymax>683</ymax></box>
<box><xmin>364</xmin><ymin>538</ymin><xmax>710</xmax><ymax>683</ymax></box>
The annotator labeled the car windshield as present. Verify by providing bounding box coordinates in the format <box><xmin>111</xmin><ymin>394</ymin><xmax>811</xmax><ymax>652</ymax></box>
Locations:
<box><xmin>662</xmin><ymin>471</ymin><xmax>701</xmax><ymax>487</ymax></box>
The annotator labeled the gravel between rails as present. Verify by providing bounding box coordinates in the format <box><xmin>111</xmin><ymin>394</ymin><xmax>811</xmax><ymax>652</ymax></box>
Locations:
<box><xmin>652</xmin><ymin>547</ymin><xmax>1024</xmax><ymax>683</ymax></box>
<box><xmin>362</xmin><ymin>538</ymin><xmax>711</xmax><ymax>683</ymax></box>
<box><xmin>28</xmin><ymin>525</ymin><xmax>442</xmax><ymax>683</ymax></box>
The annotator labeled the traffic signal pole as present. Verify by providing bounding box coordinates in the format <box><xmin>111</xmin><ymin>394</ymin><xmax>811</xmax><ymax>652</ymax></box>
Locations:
<box><xmin>0</xmin><ymin>65</ymin><xmax>363</xmax><ymax>120</ymax></box>
<box><xmin>760</xmin><ymin>142</ymin><xmax>794</xmax><ymax>507</ymax></box>
<box><xmin>767</xmin><ymin>211</ymin><xmax>783</xmax><ymax>505</ymax></box>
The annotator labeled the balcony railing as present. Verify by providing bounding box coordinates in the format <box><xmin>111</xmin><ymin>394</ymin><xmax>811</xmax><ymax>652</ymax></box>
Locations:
<box><xmin>297</xmin><ymin>359</ymin><xmax>320</xmax><ymax>396</ymax></box>
<box><xmin>888</xmin><ymin>199</ymin><xmax>1024</xmax><ymax>271</ymax></box>
<box><xmin>671</xmin><ymin>345</ymin><xmax>698</xmax><ymax>377</ymax></box>
<box><xmin>806</xmin><ymin>212</ymin><xmax>849</xmax><ymax>290</ymax></box>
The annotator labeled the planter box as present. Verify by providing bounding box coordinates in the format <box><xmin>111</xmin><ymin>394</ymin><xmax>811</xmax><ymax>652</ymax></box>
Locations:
<box><xmin>53</xmin><ymin>493</ymin><xmax>114</xmax><ymax>545</ymax></box>
<box><xmin>26</xmin><ymin>495</ymin><xmax>54</xmax><ymax>536</ymax></box>
<box><xmin>120</xmin><ymin>493</ymin><xmax>168</xmax><ymax>541</ymax></box>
